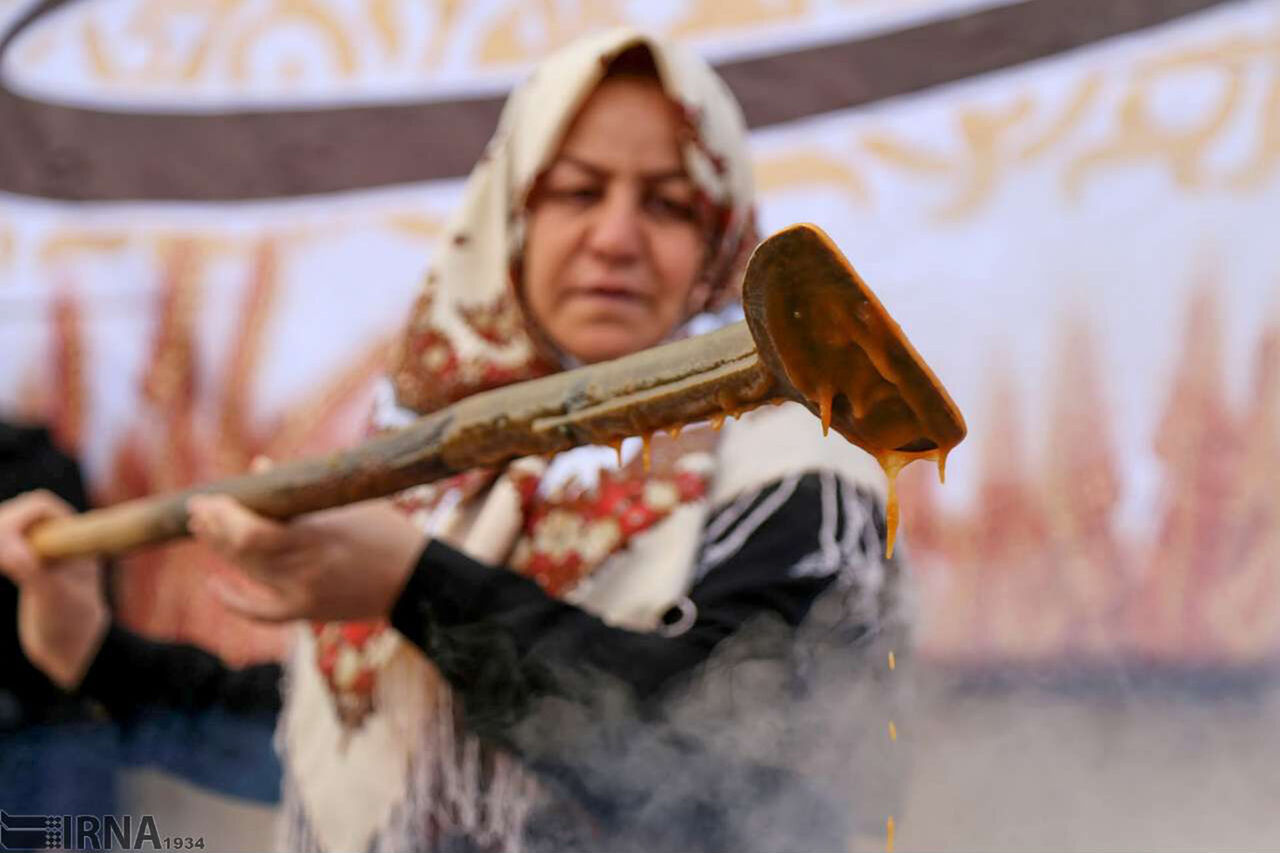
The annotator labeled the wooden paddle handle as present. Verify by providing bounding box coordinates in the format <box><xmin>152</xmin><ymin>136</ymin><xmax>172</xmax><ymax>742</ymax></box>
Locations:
<box><xmin>29</xmin><ymin>492</ymin><xmax>193</xmax><ymax>560</ymax></box>
<box><xmin>26</xmin><ymin>324</ymin><xmax>777</xmax><ymax>561</ymax></box>
<box><xmin>27</xmin><ymin>411</ymin><xmax>459</xmax><ymax>560</ymax></box>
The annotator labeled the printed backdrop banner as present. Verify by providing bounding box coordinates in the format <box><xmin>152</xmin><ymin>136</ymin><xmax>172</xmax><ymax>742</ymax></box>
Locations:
<box><xmin>1</xmin><ymin>0</ymin><xmax>1277</xmax><ymax>675</ymax></box>
<box><xmin>4</xmin><ymin>3</ymin><xmax>1280</xmax><ymax>850</ymax></box>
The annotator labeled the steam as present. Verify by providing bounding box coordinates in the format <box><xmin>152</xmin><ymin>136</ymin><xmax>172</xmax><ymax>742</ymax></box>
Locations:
<box><xmin>507</xmin><ymin>557</ymin><xmax>913</xmax><ymax>853</ymax></box>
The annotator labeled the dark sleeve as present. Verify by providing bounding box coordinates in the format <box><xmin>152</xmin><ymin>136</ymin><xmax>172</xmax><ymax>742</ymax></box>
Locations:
<box><xmin>390</xmin><ymin>471</ymin><xmax>881</xmax><ymax>727</ymax></box>
<box><xmin>78</xmin><ymin>624</ymin><xmax>283</xmax><ymax>720</ymax></box>
<box><xmin>0</xmin><ymin>423</ymin><xmax>90</xmax><ymax>510</ymax></box>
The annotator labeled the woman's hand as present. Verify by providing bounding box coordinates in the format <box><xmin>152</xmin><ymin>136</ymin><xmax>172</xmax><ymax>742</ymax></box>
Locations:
<box><xmin>0</xmin><ymin>491</ymin><xmax>109</xmax><ymax>689</ymax></box>
<box><xmin>187</xmin><ymin>496</ymin><xmax>426</xmax><ymax>623</ymax></box>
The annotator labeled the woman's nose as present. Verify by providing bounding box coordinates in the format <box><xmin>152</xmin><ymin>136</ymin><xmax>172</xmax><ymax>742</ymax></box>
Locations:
<box><xmin>586</xmin><ymin>187</ymin><xmax>644</xmax><ymax>262</ymax></box>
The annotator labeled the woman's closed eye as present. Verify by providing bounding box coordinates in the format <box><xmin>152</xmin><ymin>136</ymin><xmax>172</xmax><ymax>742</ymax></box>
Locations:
<box><xmin>544</xmin><ymin>182</ymin><xmax>604</xmax><ymax>206</ymax></box>
<box><xmin>644</xmin><ymin>191</ymin><xmax>697</xmax><ymax>222</ymax></box>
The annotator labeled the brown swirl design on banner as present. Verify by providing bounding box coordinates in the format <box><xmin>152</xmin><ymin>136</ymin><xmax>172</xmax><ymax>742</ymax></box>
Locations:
<box><xmin>0</xmin><ymin>0</ymin><xmax>1236</xmax><ymax>201</ymax></box>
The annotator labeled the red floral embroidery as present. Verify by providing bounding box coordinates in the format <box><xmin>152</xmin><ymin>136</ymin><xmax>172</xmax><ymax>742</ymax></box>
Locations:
<box><xmin>458</xmin><ymin>295</ymin><xmax>524</xmax><ymax>346</ymax></box>
<box><xmin>391</xmin><ymin>284</ymin><xmax>556</xmax><ymax>414</ymax></box>
<box><xmin>311</xmin><ymin>620</ymin><xmax>395</xmax><ymax>728</ymax></box>
<box><xmin>513</xmin><ymin>466</ymin><xmax>710</xmax><ymax>596</ymax></box>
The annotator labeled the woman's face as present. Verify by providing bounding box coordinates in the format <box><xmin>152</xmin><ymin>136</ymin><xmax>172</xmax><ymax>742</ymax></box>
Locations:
<box><xmin>522</xmin><ymin>77</ymin><xmax>710</xmax><ymax>365</ymax></box>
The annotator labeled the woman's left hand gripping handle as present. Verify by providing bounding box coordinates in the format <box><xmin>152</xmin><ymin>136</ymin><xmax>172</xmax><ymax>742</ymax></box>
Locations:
<box><xmin>188</xmin><ymin>493</ymin><xmax>427</xmax><ymax>625</ymax></box>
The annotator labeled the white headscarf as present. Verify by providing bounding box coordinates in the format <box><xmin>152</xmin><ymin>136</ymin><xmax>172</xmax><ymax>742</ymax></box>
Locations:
<box><xmin>389</xmin><ymin>27</ymin><xmax>757</xmax><ymax>415</ymax></box>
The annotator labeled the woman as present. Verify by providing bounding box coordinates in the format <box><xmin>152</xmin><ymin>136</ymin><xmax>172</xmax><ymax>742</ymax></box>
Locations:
<box><xmin>0</xmin><ymin>29</ymin><xmax>907</xmax><ymax>853</ymax></box>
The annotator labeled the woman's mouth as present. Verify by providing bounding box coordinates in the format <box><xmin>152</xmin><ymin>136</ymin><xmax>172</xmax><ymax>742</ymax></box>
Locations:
<box><xmin>568</xmin><ymin>286</ymin><xmax>647</xmax><ymax>307</ymax></box>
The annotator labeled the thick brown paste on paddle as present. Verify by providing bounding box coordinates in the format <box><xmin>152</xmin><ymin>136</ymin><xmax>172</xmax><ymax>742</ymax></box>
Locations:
<box><xmin>763</xmin><ymin>226</ymin><xmax>966</xmax><ymax>557</ymax></box>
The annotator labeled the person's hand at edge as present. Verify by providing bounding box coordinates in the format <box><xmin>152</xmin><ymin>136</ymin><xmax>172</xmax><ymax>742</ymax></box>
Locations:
<box><xmin>0</xmin><ymin>490</ymin><xmax>109</xmax><ymax>689</ymax></box>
